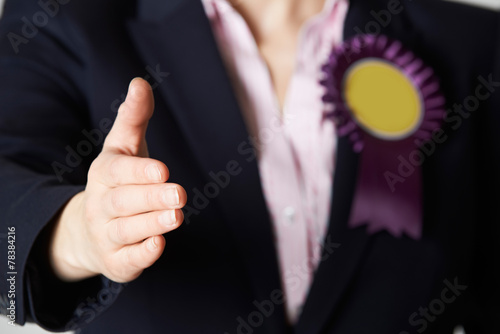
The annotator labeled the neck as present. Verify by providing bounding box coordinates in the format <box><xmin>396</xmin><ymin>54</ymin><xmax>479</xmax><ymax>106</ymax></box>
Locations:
<box><xmin>229</xmin><ymin>0</ymin><xmax>327</xmax><ymax>43</ymax></box>
<box><xmin>225</xmin><ymin>0</ymin><xmax>328</xmax><ymax>109</ymax></box>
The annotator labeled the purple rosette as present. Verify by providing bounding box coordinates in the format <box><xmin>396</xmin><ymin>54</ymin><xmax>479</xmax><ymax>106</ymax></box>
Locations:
<box><xmin>321</xmin><ymin>34</ymin><xmax>446</xmax><ymax>240</ymax></box>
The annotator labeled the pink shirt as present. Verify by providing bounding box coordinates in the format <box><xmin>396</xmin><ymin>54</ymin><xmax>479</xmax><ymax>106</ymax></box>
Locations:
<box><xmin>202</xmin><ymin>0</ymin><xmax>348</xmax><ymax>323</ymax></box>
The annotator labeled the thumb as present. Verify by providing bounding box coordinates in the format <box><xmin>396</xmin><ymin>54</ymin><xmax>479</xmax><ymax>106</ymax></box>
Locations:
<box><xmin>103</xmin><ymin>78</ymin><xmax>154</xmax><ymax>156</ymax></box>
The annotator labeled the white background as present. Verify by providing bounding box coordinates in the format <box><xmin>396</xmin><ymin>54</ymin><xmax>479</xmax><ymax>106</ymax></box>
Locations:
<box><xmin>0</xmin><ymin>0</ymin><xmax>498</xmax><ymax>333</ymax></box>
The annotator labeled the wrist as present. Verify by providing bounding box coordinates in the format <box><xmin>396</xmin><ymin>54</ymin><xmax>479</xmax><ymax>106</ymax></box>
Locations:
<box><xmin>49</xmin><ymin>191</ymin><xmax>98</xmax><ymax>282</ymax></box>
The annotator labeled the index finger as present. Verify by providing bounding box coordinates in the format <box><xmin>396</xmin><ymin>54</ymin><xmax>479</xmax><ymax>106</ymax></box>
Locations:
<box><xmin>93</xmin><ymin>154</ymin><xmax>169</xmax><ymax>187</ymax></box>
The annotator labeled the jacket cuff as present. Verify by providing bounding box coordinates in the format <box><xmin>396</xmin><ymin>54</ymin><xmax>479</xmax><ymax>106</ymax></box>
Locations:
<box><xmin>23</xmin><ymin>215</ymin><xmax>125</xmax><ymax>332</ymax></box>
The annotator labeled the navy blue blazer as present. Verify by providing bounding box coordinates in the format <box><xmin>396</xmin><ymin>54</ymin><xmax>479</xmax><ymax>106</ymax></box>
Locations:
<box><xmin>0</xmin><ymin>0</ymin><xmax>499</xmax><ymax>333</ymax></box>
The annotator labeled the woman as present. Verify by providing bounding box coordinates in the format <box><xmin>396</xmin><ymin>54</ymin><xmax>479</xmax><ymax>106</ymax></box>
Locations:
<box><xmin>0</xmin><ymin>0</ymin><xmax>498</xmax><ymax>333</ymax></box>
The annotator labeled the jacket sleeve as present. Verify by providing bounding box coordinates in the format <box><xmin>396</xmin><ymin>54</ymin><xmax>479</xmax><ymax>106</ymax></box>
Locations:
<box><xmin>466</xmin><ymin>10</ymin><xmax>500</xmax><ymax>333</ymax></box>
<box><xmin>0</xmin><ymin>0</ymin><xmax>124</xmax><ymax>330</ymax></box>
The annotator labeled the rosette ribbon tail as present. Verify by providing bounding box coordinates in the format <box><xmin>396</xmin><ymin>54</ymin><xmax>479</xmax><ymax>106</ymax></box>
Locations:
<box><xmin>348</xmin><ymin>136</ymin><xmax>422</xmax><ymax>240</ymax></box>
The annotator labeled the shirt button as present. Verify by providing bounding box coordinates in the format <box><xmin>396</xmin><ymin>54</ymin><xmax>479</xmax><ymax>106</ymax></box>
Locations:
<box><xmin>283</xmin><ymin>206</ymin><xmax>295</xmax><ymax>226</ymax></box>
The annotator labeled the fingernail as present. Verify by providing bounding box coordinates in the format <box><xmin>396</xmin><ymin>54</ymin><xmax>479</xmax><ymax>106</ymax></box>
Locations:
<box><xmin>147</xmin><ymin>237</ymin><xmax>157</xmax><ymax>251</ymax></box>
<box><xmin>146</xmin><ymin>164</ymin><xmax>161</xmax><ymax>182</ymax></box>
<box><xmin>129</xmin><ymin>78</ymin><xmax>139</xmax><ymax>95</ymax></box>
<box><xmin>164</xmin><ymin>187</ymin><xmax>179</xmax><ymax>206</ymax></box>
<box><xmin>159</xmin><ymin>210</ymin><xmax>177</xmax><ymax>227</ymax></box>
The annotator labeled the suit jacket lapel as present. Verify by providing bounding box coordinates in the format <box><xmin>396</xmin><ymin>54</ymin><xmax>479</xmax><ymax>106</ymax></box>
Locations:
<box><xmin>294</xmin><ymin>136</ymin><xmax>370</xmax><ymax>334</ymax></box>
<box><xmin>127</xmin><ymin>1</ymin><xmax>287</xmax><ymax>333</ymax></box>
<box><xmin>295</xmin><ymin>0</ymin><xmax>418</xmax><ymax>332</ymax></box>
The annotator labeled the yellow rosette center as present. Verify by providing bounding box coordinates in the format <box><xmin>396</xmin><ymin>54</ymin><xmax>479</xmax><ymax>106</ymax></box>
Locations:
<box><xmin>343</xmin><ymin>59</ymin><xmax>423</xmax><ymax>140</ymax></box>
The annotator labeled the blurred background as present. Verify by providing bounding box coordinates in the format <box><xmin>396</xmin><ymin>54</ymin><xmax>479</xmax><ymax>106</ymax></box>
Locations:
<box><xmin>0</xmin><ymin>0</ymin><xmax>498</xmax><ymax>333</ymax></box>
